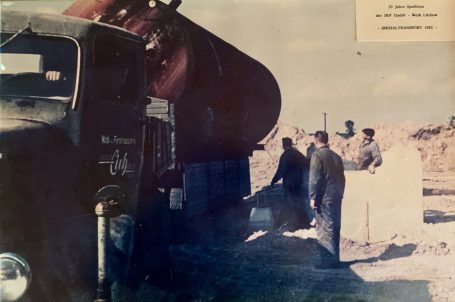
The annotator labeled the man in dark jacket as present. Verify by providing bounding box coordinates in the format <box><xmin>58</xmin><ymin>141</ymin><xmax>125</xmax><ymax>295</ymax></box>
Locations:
<box><xmin>271</xmin><ymin>137</ymin><xmax>309</xmax><ymax>230</ymax></box>
<box><xmin>309</xmin><ymin>131</ymin><xmax>345</xmax><ymax>269</ymax></box>
<box><xmin>357</xmin><ymin>128</ymin><xmax>382</xmax><ymax>174</ymax></box>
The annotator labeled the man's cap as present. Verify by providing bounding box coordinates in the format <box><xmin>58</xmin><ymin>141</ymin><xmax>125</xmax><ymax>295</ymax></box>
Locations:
<box><xmin>362</xmin><ymin>128</ymin><xmax>375</xmax><ymax>138</ymax></box>
<box><xmin>282</xmin><ymin>137</ymin><xmax>293</xmax><ymax>147</ymax></box>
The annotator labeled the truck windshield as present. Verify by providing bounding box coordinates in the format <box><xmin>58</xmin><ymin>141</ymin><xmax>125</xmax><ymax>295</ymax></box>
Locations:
<box><xmin>0</xmin><ymin>33</ymin><xmax>78</xmax><ymax>100</ymax></box>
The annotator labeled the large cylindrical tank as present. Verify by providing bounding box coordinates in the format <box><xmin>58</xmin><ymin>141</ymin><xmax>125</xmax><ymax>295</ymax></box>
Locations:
<box><xmin>64</xmin><ymin>0</ymin><xmax>281</xmax><ymax>161</ymax></box>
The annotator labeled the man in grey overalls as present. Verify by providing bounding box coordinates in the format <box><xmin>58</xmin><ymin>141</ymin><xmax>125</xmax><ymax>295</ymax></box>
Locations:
<box><xmin>309</xmin><ymin>131</ymin><xmax>346</xmax><ymax>269</ymax></box>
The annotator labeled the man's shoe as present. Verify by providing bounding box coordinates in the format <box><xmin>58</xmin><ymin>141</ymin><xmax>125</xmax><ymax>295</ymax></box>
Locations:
<box><xmin>314</xmin><ymin>262</ymin><xmax>342</xmax><ymax>269</ymax></box>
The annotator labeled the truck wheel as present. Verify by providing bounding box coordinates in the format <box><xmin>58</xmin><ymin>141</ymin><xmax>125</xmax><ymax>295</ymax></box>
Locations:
<box><xmin>169</xmin><ymin>187</ymin><xmax>183</xmax><ymax>210</ymax></box>
<box><xmin>43</xmin><ymin>213</ymin><xmax>134</xmax><ymax>301</ymax></box>
<box><xmin>42</xmin><ymin>214</ymin><xmax>98</xmax><ymax>301</ymax></box>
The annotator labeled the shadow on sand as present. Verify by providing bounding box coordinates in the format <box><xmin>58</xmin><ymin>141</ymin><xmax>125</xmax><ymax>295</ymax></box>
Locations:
<box><xmin>123</xmin><ymin>186</ymin><xmax>432</xmax><ymax>302</ymax></box>
<box><xmin>120</xmin><ymin>188</ymin><xmax>431</xmax><ymax>302</ymax></box>
<box><xmin>424</xmin><ymin>209</ymin><xmax>455</xmax><ymax>224</ymax></box>
<box><xmin>346</xmin><ymin>243</ymin><xmax>417</xmax><ymax>266</ymax></box>
<box><xmin>163</xmin><ymin>228</ymin><xmax>430</xmax><ymax>302</ymax></box>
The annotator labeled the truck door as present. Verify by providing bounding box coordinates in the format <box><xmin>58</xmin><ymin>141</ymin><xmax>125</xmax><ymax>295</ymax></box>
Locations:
<box><xmin>82</xmin><ymin>33</ymin><xmax>145</xmax><ymax>216</ymax></box>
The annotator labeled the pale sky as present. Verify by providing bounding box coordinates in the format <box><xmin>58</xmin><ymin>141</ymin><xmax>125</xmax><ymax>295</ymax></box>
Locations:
<box><xmin>3</xmin><ymin>0</ymin><xmax>455</xmax><ymax>132</ymax></box>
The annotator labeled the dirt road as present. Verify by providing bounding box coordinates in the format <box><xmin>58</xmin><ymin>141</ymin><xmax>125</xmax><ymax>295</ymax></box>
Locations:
<box><xmin>118</xmin><ymin>124</ymin><xmax>455</xmax><ymax>301</ymax></box>
<box><xmin>115</xmin><ymin>172</ymin><xmax>455</xmax><ymax>301</ymax></box>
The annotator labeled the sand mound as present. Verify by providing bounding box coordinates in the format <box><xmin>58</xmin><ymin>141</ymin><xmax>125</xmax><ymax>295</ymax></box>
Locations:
<box><xmin>250</xmin><ymin>122</ymin><xmax>455</xmax><ymax>193</ymax></box>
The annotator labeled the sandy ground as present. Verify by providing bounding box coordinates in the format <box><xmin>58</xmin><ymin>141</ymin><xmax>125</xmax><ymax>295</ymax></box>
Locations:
<box><xmin>114</xmin><ymin>171</ymin><xmax>455</xmax><ymax>302</ymax></box>
<box><xmin>113</xmin><ymin>123</ymin><xmax>455</xmax><ymax>301</ymax></box>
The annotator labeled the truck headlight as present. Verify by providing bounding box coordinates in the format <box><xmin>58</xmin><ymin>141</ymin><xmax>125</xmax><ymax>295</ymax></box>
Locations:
<box><xmin>0</xmin><ymin>253</ymin><xmax>32</xmax><ymax>301</ymax></box>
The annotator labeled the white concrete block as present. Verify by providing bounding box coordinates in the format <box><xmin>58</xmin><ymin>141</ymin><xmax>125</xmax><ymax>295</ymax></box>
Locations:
<box><xmin>341</xmin><ymin>143</ymin><xmax>423</xmax><ymax>243</ymax></box>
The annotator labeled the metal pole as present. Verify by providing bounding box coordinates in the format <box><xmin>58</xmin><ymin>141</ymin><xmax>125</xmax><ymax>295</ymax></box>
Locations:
<box><xmin>322</xmin><ymin>112</ymin><xmax>327</xmax><ymax>132</ymax></box>
<box><xmin>363</xmin><ymin>201</ymin><xmax>369</xmax><ymax>243</ymax></box>
<box><xmin>95</xmin><ymin>202</ymin><xmax>111</xmax><ymax>302</ymax></box>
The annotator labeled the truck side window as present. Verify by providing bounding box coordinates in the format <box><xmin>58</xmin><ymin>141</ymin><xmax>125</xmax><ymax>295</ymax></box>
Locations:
<box><xmin>93</xmin><ymin>34</ymin><xmax>140</xmax><ymax>104</ymax></box>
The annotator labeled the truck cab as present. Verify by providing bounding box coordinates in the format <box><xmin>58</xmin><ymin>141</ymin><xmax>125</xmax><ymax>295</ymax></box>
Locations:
<box><xmin>0</xmin><ymin>10</ymin><xmax>147</xmax><ymax>301</ymax></box>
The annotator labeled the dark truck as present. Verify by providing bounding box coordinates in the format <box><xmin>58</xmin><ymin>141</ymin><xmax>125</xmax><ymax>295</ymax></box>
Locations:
<box><xmin>0</xmin><ymin>3</ymin><xmax>280</xmax><ymax>301</ymax></box>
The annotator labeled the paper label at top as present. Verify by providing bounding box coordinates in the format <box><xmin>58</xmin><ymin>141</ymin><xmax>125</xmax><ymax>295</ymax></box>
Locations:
<box><xmin>356</xmin><ymin>0</ymin><xmax>455</xmax><ymax>41</ymax></box>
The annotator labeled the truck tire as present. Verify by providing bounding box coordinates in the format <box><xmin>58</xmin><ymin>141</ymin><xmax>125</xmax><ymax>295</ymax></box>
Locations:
<box><xmin>169</xmin><ymin>187</ymin><xmax>183</xmax><ymax>210</ymax></box>
<box><xmin>42</xmin><ymin>214</ymin><xmax>98</xmax><ymax>301</ymax></box>
<box><xmin>42</xmin><ymin>213</ymin><xmax>134</xmax><ymax>301</ymax></box>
